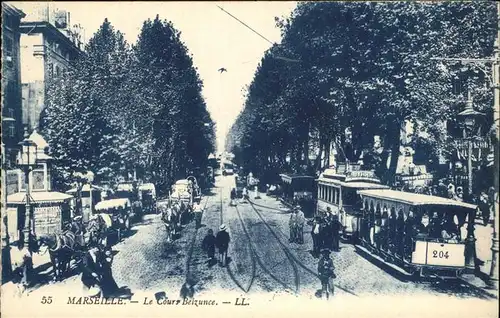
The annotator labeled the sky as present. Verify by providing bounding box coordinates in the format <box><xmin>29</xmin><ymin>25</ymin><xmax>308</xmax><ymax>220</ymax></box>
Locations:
<box><xmin>11</xmin><ymin>1</ymin><xmax>298</xmax><ymax>153</ymax></box>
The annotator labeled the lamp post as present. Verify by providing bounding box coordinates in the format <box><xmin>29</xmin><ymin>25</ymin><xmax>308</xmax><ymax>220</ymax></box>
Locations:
<box><xmin>17</xmin><ymin>128</ymin><xmax>38</xmax><ymax>252</ymax></box>
<box><xmin>457</xmin><ymin>92</ymin><xmax>485</xmax><ymax>273</ymax></box>
<box><xmin>1</xmin><ymin>140</ymin><xmax>12</xmax><ymax>280</ymax></box>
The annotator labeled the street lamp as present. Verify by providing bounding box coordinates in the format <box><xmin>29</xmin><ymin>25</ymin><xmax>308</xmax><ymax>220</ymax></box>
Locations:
<box><xmin>1</xmin><ymin>117</ymin><xmax>16</xmax><ymax>280</ymax></box>
<box><xmin>17</xmin><ymin>128</ymin><xmax>38</xmax><ymax>252</ymax></box>
<box><xmin>457</xmin><ymin>92</ymin><xmax>485</xmax><ymax>273</ymax></box>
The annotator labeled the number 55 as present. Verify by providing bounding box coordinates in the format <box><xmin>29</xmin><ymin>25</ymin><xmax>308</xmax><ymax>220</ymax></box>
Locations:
<box><xmin>41</xmin><ymin>296</ymin><xmax>53</xmax><ymax>304</ymax></box>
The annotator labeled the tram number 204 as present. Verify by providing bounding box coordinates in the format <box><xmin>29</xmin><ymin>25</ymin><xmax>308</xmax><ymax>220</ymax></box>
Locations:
<box><xmin>432</xmin><ymin>250</ymin><xmax>450</xmax><ymax>259</ymax></box>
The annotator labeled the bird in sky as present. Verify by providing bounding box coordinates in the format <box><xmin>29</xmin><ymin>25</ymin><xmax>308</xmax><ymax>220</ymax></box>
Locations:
<box><xmin>218</xmin><ymin>67</ymin><xmax>227</xmax><ymax>73</ymax></box>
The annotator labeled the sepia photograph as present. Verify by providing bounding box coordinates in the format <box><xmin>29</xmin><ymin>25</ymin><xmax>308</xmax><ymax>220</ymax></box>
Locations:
<box><xmin>1</xmin><ymin>1</ymin><xmax>499</xmax><ymax>317</ymax></box>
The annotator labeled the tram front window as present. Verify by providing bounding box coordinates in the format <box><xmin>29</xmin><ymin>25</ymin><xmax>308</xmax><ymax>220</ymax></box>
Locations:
<box><xmin>343</xmin><ymin>188</ymin><xmax>361</xmax><ymax>206</ymax></box>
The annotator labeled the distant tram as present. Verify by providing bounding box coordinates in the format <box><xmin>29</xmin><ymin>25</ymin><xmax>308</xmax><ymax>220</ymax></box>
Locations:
<box><xmin>316</xmin><ymin>168</ymin><xmax>389</xmax><ymax>242</ymax></box>
<box><xmin>279</xmin><ymin>174</ymin><xmax>316</xmax><ymax>217</ymax></box>
<box><xmin>356</xmin><ymin>189</ymin><xmax>477</xmax><ymax>279</ymax></box>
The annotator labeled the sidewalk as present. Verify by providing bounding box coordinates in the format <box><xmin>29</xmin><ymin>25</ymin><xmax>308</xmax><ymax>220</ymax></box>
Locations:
<box><xmin>460</xmin><ymin>222</ymin><xmax>498</xmax><ymax>298</ymax></box>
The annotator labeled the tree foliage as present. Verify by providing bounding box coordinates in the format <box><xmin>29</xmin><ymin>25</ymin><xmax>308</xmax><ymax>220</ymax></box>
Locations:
<box><xmin>42</xmin><ymin>17</ymin><xmax>215</xmax><ymax>194</ymax></box>
<box><xmin>227</xmin><ymin>2</ymin><xmax>496</xmax><ymax>184</ymax></box>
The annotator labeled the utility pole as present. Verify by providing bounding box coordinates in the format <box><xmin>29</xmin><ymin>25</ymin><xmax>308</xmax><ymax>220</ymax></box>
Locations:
<box><xmin>430</xmin><ymin>2</ymin><xmax>499</xmax><ymax>288</ymax></box>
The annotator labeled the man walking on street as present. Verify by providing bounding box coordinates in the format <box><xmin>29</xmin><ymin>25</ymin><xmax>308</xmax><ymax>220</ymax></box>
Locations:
<box><xmin>289</xmin><ymin>209</ymin><xmax>298</xmax><ymax>243</ymax></box>
<box><xmin>331</xmin><ymin>214</ymin><xmax>342</xmax><ymax>252</ymax></box>
<box><xmin>311</xmin><ymin>216</ymin><xmax>321</xmax><ymax>257</ymax></box>
<box><xmin>296</xmin><ymin>205</ymin><xmax>305</xmax><ymax>244</ymax></box>
<box><xmin>318</xmin><ymin>248</ymin><xmax>336</xmax><ymax>300</ymax></box>
<box><xmin>193</xmin><ymin>200</ymin><xmax>203</xmax><ymax>229</ymax></box>
<box><xmin>216</xmin><ymin>224</ymin><xmax>230</xmax><ymax>267</ymax></box>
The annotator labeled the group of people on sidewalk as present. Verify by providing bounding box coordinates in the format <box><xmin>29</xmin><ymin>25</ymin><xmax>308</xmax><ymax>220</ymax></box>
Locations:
<box><xmin>202</xmin><ymin>224</ymin><xmax>231</xmax><ymax>267</ymax></box>
<box><xmin>288</xmin><ymin>206</ymin><xmax>342</xmax><ymax>258</ymax></box>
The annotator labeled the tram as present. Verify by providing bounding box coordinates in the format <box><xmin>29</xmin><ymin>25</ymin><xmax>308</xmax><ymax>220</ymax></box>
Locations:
<box><xmin>356</xmin><ymin>189</ymin><xmax>477</xmax><ymax>279</ymax></box>
<box><xmin>316</xmin><ymin>168</ymin><xmax>389</xmax><ymax>241</ymax></box>
<box><xmin>279</xmin><ymin>174</ymin><xmax>316</xmax><ymax>217</ymax></box>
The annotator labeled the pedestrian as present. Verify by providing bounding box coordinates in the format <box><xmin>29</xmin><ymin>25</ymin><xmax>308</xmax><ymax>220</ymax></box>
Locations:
<box><xmin>99</xmin><ymin>247</ymin><xmax>119</xmax><ymax>298</ymax></box>
<box><xmin>331</xmin><ymin>214</ymin><xmax>342</xmax><ymax>252</ymax></box>
<box><xmin>317</xmin><ymin>248</ymin><xmax>336</xmax><ymax>300</ymax></box>
<box><xmin>242</xmin><ymin>187</ymin><xmax>249</xmax><ymax>201</ymax></box>
<box><xmin>230</xmin><ymin>188</ymin><xmax>236</xmax><ymax>206</ymax></box>
<box><xmin>319</xmin><ymin>216</ymin><xmax>330</xmax><ymax>251</ymax></box>
<box><xmin>311</xmin><ymin>216</ymin><xmax>321</xmax><ymax>257</ymax></box>
<box><xmin>216</xmin><ymin>224</ymin><xmax>230</xmax><ymax>267</ymax></box>
<box><xmin>289</xmin><ymin>209</ymin><xmax>298</xmax><ymax>243</ymax></box>
<box><xmin>202</xmin><ymin>229</ymin><xmax>216</xmax><ymax>266</ymax></box>
<box><xmin>193</xmin><ymin>200</ymin><xmax>203</xmax><ymax>229</ymax></box>
<box><xmin>12</xmin><ymin>244</ymin><xmax>33</xmax><ymax>297</ymax></box>
<box><xmin>180</xmin><ymin>280</ymin><xmax>195</xmax><ymax>299</ymax></box>
<box><xmin>81</xmin><ymin>242</ymin><xmax>103</xmax><ymax>296</ymax></box>
<box><xmin>478</xmin><ymin>192</ymin><xmax>490</xmax><ymax>226</ymax></box>
<box><xmin>295</xmin><ymin>206</ymin><xmax>305</xmax><ymax>244</ymax></box>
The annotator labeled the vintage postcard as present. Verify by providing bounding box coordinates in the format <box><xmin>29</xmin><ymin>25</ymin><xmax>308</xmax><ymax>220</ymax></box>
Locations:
<box><xmin>1</xmin><ymin>1</ymin><xmax>499</xmax><ymax>317</ymax></box>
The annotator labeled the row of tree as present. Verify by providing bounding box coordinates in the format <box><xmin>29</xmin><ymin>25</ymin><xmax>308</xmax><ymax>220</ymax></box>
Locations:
<box><xmin>226</xmin><ymin>2</ymin><xmax>496</xmax><ymax>185</ymax></box>
<box><xmin>41</xmin><ymin>16</ymin><xmax>215</xmax><ymax>195</ymax></box>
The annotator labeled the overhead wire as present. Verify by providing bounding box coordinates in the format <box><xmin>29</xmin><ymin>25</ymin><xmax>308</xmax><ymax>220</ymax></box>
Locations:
<box><xmin>215</xmin><ymin>5</ymin><xmax>300</xmax><ymax>64</ymax></box>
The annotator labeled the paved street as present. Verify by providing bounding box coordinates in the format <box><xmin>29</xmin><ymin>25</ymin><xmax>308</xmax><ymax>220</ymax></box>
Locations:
<box><xmin>3</xmin><ymin>175</ymin><xmax>498</xmax><ymax>303</ymax></box>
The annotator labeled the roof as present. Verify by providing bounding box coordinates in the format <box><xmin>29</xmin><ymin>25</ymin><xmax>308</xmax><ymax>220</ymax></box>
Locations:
<box><xmin>95</xmin><ymin>198</ymin><xmax>130</xmax><ymax>211</ymax></box>
<box><xmin>280</xmin><ymin>174</ymin><xmax>315</xmax><ymax>181</ymax></box>
<box><xmin>7</xmin><ymin>191</ymin><xmax>73</xmax><ymax>204</ymax></box>
<box><xmin>341</xmin><ymin>182</ymin><xmax>389</xmax><ymax>190</ymax></box>
<box><xmin>19</xmin><ymin>21</ymin><xmax>81</xmax><ymax>55</ymax></box>
<box><xmin>116</xmin><ymin>183</ymin><xmax>134</xmax><ymax>191</ymax></box>
<box><xmin>29</xmin><ymin>130</ymin><xmax>49</xmax><ymax>150</ymax></box>
<box><xmin>175</xmin><ymin>180</ymin><xmax>189</xmax><ymax>185</ymax></box>
<box><xmin>139</xmin><ymin>183</ymin><xmax>156</xmax><ymax>191</ymax></box>
<box><xmin>66</xmin><ymin>184</ymin><xmax>104</xmax><ymax>193</ymax></box>
<box><xmin>357</xmin><ymin>189</ymin><xmax>477</xmax><ymax>210</ymax></box>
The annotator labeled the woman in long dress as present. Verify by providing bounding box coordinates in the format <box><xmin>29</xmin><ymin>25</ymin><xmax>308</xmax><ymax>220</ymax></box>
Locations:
<box><xmin>99</xmin><ymin>248</ymin><xmax>119</xmax><ymax>298</ymax></box>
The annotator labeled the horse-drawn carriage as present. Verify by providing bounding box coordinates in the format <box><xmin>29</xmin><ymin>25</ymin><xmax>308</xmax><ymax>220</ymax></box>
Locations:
<box><xmin>139</xmin><ymin>183</ymin><xmax>157</xmax><ymax>214</ymax></box>
<box><xmin>90</xmin><ymin>198</ymin><xmax>133</xmax><ymax>247</ymax></box>
<box><xmin>115</xmin><ymin>183</ymin><xmax>143</xmax><ymax>222</ymax></box>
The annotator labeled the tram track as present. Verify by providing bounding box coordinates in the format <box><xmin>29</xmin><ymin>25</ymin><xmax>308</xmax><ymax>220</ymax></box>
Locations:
<box><xmin>233</xmin><ymin>204</ymin><xmax>297</xmax><ymax>294</ymax></box>
<box><xmin>219</xmin><ymin>187</ymin><xmax>257</xmax><ymax>294</ymax></box>
<box><xmin>248</xmin><ymin>200</ymin><xmax>359</xmax><ymax>297</ymax></box>
<box><xmin>184</xmin><ymin>194</ymin><xmax>212</xmax><ymax>285</ymax></box>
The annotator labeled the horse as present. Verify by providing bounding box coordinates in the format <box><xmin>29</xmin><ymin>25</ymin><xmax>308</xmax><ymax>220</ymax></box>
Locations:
<box><xmin>37</xmin><ymin>230</ymin><xmax>85</xmax><ymax>281</ymax></box>
<box><xmin>159</xmin><ymin>204</ymin><xmax>179</xmax><ymax>243</ymax></box>
<box><xmin>87</xmin><ymin>214</ymin><xmax>113</xmax><ymax>247</ymax></box>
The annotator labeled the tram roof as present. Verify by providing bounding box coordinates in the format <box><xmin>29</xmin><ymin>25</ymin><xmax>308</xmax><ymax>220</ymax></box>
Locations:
<box><xmin>358</xmin><ymin>189</ymin><xmax>477</xmax><ymax>210</ymax></box>
<box><xmin>317</xmin><ymin>176</ymin><xmax>384</xmax><ymax>186</ymax></box>
<box><xmin>279</xmin><ymin>174</ymin><xmax>315</xmax><ymax>181</ymax></box>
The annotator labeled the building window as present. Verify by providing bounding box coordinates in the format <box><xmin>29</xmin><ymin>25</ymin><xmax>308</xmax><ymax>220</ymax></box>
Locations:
<box><xmin>55</xmin><ymin>65</ymin><xmax>61</xmax><ymax>77</ymax></box>
<box><xmin>7</xmin><ymin>108</ymin><xmax>14</xmax><ymax>118</ymax></box>
<box><xmin>8</xmin><ymin>124</ymin><xmax>16</xmax><ymax>138</ymax></box>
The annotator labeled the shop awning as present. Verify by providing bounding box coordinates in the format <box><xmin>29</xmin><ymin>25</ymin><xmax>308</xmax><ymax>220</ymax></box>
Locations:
<box><xmin>7</xmin><ymin>191</ymin><xmax>73</xmax><ymax>204</ymax></box>
<box><xmin>95</xmin><ymin>198</ymin><xmax>130</xmax><ymax>211</ymax></box>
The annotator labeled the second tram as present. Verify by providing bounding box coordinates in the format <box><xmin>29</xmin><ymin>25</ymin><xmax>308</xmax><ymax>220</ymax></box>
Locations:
<box><xmin>356</xmin><ymin>189</ymin><xmax>477</xmax><ymax>279</ymax></box>
<box><xmin>316</xmin><ymin>168</ymin><xmax>389</xmax><ymax>241</ymax></box>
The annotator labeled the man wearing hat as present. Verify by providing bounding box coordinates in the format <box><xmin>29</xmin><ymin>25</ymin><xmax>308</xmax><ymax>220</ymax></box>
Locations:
<box><xmin>289</xmin><ymin>208</ymin><xmax>298</xmax><ymax>243</ymax></box>
<box><xmin>295</xmin><ymin>205</ymin><xmax>305</xmax><ymax>244</ymax></box>
<box><xmin>216</xmin><ymin>224</ymin><xmax>230</xmax><ymax>267</ymax></box>
<box><xmin>317</xmin><ymin>248</ymin><xmax>336</xmax><ymax>300</ymax></box>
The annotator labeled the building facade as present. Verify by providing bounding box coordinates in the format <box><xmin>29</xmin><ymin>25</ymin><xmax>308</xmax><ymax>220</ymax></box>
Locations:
<box><xmin>2</xmin><ymin>3</ymin><xmax>26</xmax><ymax>167</ymax></box>
<box><xmin>19</xmin><ymin>3</ymin><xmax>83</xmax><ymax>131</ymax></box>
